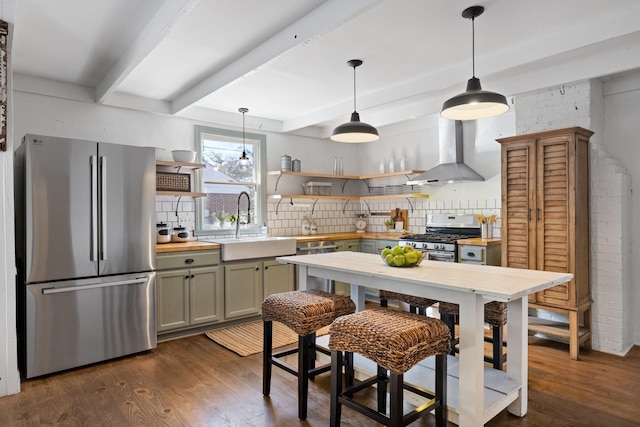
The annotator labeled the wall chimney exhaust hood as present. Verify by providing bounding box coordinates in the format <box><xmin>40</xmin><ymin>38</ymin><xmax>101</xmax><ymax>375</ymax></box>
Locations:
<box><xmin>407</xmin><ymin>118</ymin><xmax>484</xmax><ymax>185</ymax></box>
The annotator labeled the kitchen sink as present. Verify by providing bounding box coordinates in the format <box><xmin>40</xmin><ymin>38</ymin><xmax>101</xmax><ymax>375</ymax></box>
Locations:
<box><xmin>207</xmin><ymin>236</ymin><xmax>297</xmax><ymax>261</ymax></box>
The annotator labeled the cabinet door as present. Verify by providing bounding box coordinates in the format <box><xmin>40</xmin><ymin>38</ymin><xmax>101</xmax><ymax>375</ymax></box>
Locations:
<box><xmin>263</xmin><ymin>259</ymin><xmax>295</xmax><ymax>297</ymax></box>
<box><xmin>224</xmin><ymin>261</ymin><xmax>262</xmax><ymax>320</ymax></box>
<box><xmin>341</xmin><ymin>240</ymin><xmax>361</xmax><ymax>252</ymax></box>
<box><xmin>360</xmin><ymin>240</ymin><xmax>377</xmax><ymax>254</ymax></box>
<box><xmin>535</xmin><ymin>136</ymin><xmax>573</xmax><ymax>306</ymax></box>
<box><xmin>190</xmin><ymin>266</ymin><xmax>222</xmax><ymax>325</ymax></box>
<box><xmin>501</xmin><ymin>139</ymin><xmax>537</xmax><ymax>270</ymax></box>
<box><xmin>157</xmin><ymin>269</ymin><xmax>190</xmax><ymax>332</ymax></box>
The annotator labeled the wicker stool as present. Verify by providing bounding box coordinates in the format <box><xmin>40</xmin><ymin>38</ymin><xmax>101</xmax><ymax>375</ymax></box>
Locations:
<box><xmin>379</xmin><ymin>290</ymin><xmax>436</xmax><ymax>315</ymax></box>
<box><xmin>329</xmin><ymin>307</ymin><xmax>450</xmax><ymax>427</ymax></box>
<box><xmin>262</xmin><ymin>289</ymin><xmax>356</xmax><ymax>420</ymax></box>
<box><xmin>438</xmin><ymin>301</ymin><xmax>507</xmax><ymax>370</ymax></box>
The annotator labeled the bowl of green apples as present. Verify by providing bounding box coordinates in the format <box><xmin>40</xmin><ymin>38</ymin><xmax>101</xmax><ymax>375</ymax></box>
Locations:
<box><xmin>380</xmin><ymin>245</ymin><xmax>424</xmax><ymax>267</ymax></box>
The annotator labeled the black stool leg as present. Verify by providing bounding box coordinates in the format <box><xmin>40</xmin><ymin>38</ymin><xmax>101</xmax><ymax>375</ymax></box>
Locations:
<box><xmin>344</xmin><ymin>351</ymin><xmax>354</xmax><ymax>387</ymax></box>
<box><xmin>298</xmin><ymin>334</ymin><xmax>312</xmax><ymax>420</ymax></box>
<box><xmin>389</xmin><ymin>372</ymin><xmax>403</xmax><ymax>427</ymax></box>
<box><xmin>442</xmin><ymin>313</ymin><xmax>458</xmax><ymax>355</ymax></box>
<box><xmin>377</xmin><ymin>365</ymin><xmax>387</xmax><ymax>414</ymax></box>
<box><xmin>330</xmin><ymin>351</ymin><xmax>344</xmax><ymax>427</ymax></box>
<box><xmin>492</xmin><ymin>325</ymin><xmax>504</xmax><ymax>370</ymax></box>
<box><xmin>435</xmin><ymin>353</ymin><xmax>448</xmax><ymax>427</ymax></box>
<box><xmin>262</xmin><ymin>321</ymin><xmax>272</xmax><ymax>396</ymax></box>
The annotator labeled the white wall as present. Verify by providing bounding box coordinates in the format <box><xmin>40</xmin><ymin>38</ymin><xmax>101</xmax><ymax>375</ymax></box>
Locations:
<box><xmin>603</xmin><ymin>71</ymin><xmax>640</xmax><ymax>346</ymax></box>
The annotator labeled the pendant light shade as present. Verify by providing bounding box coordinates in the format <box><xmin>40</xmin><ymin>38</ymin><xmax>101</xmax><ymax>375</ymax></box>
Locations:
<box><xmin>238</xmin><ymin>107</ymin><xmax>249</xmax><ymax>167</ymax></box>
<box><xmin>441</xmin><ymin>6</ymin><xmax>509</xmax><ymax>121</ymax></box>
<box><xmin>331</xmin><ymin>59</ymin><xmax>379</xmax><ymax>143</ymax></box>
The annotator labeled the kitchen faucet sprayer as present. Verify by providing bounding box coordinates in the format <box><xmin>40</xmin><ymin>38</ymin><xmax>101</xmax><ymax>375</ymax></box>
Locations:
<box><xmin>236</xmin><ymin>191</ymin><xmax>250</xmax><ymax>238</ymax></box>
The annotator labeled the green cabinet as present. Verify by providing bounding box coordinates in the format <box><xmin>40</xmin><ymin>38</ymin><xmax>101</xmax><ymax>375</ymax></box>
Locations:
<box><xmin>224</xmin><ymin>260</ymin><xmax>262</xmax><ymax>320</ymax></box>
<box><xmin>263</xmin><ymin>259</ymin><xmax>296</xmax><ymax>297</ymax></box>
<box><xmin>336</xmin><ymin>239</ymin><xmax>361</xmax><ymax>252</ymax></box>
<box><xmin>360</xmin><ymin>240</ymin><xmax>377</xmax><ymax>254</ymax></box>
<box><xmin>224</xmin><ymin>258</ymin><xmax>295</xmax><ymax>320</ymax></box>
<box><xmin>157</xmin><ymin>250</ymin><xmax>222</xmax><ymax>333</ymax></box>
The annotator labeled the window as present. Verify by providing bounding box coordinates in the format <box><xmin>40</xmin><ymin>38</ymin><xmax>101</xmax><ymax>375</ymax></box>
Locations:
<box><xmin>194</xmin><ymin>125</ymin><xmax>266</xmax><ymax>235</ymax></box>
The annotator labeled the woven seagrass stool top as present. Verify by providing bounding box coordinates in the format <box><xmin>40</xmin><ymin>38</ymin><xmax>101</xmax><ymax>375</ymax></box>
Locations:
<box><xmin>438</xmin><ymin>301</ymin><xmax>507</xmax><ymax>327</ymax></box>
<box><xmin>329</xmin><ymin>307</ymin><xmax>451</xmax><ymax>375</ymax></box>
<box><xmin>262</xmin><ymin>289</ymin><xmax>356</xmax><ymax>336</ymax></box>
<box><xmin>379</xmin><ymin>290</ymin><xmax>436</xmax><ymax>309</ymax></box>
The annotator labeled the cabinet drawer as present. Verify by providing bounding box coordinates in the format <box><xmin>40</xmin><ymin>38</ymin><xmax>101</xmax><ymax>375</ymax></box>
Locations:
<box><xmin>157</xmin><ymin>251</ymin><xmax>220</xmax><ymax>270</ymax></box>
<box><xmin>458</xmin><ymin>245</ymin><xmax>485</xmax><ymax>264</ymax></box>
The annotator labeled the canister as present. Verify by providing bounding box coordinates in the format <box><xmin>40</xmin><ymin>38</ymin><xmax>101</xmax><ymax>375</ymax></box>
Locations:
<box><xmin>281</xmin><ymin>154</ymin><xmax>292</xmax><ymax>171</ymax></box>
<box><xmin>292</xmin><ymin>159</ymin><xmax>301</xmax><ymax>172</ymax></box>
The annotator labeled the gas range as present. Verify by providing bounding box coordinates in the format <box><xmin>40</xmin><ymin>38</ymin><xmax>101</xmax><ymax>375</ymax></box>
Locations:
<box><xmin>399</xmin><ymin>214</ymin><xmax>481</xmax><ymax>258</ymax></box>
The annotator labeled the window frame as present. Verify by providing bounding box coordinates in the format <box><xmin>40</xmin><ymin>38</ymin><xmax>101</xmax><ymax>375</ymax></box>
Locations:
<box><xmin>193</xmin><ymin>124</ymin><xmax>267</xmax><ymax>237</ymax></box>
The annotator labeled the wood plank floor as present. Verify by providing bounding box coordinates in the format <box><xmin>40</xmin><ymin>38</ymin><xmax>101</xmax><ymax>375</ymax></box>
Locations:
<box><xmin>1</xmin><ymin>334</ymin><xmax>639</xmax><ymax>426</ymax></box>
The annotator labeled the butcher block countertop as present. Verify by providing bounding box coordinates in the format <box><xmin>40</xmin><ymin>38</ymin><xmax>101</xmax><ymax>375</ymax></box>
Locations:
<box><xmin>292</xmin><ymin>232</ymin><xmax>407</xmax><ymax>243</ymax></box>
<box><xmin>156</xmin><ymin>241</ymin><xmax>221</xmax><ymax>253</ymax></box>
<box><xmin>156</xmin><ymin>233</ymin><xmax>403</xmax><ymax>254</ymax></box>
<box><xmin>456</xmin><ymin>237</ymin><xmax>501</xmax><ymax>246</ymax></box>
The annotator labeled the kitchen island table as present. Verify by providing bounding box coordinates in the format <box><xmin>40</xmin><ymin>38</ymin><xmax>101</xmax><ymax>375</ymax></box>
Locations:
<box><xmin>277</xmin><ymin>251</ymin><xmax>573</xmax><ymax>427</ymax></box>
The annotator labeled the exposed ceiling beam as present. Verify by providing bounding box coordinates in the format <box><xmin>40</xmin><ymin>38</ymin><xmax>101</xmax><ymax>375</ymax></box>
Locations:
<box><xmin>170</xmin><ymin>0</ymin><xmax>383</xmax><ymax>114</ymax></box>
<box><xmin>95</xmin><ymin>0</ymin><xmax>202</xmax><ymax>104</ymax></box>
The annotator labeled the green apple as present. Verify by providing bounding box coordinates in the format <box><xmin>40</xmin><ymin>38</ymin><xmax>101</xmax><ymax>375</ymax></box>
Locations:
<box><xmin>385</xmin><ymin>254</ymin><xmax>395</xmax><ymax>266</ymax></box>
<box><xmin>403</xmin><ymin>245</ymin><xmax>414</xmax><ymax>253</ymax></box>
<box><xmin>404</xmin><ymin>252</ymin><xmax>418</xmax><ymax>264</ymax></box>
<box><xmin>391</xmin><ymin>245</ymin><xmax>405</xmax><ymax>256</ymax></box>
<box><xmin>381</xmin><ymin>248</ymin><xmax>392</xmax><ymax>257</ymax></box>
<box><xmin>393</xmin><ymin>255</ymin><xmax>405</xmax><ymax>266</ymax></box>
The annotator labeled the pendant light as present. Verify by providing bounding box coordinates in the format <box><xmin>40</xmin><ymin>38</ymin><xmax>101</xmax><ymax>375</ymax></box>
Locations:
<box><xmin>238</xmin><ymin>107</ymin><xmax>249</xmax><ymax>167</ymax></box>
<box><xmin>441</xmin><ymin>5</ymin><xmax>509</xmax><ymax>121</ymax></box>
<box><xmin>331</xmin><ymin>59</ymin><xmax>379</xmax><ymax>143</ymax></box>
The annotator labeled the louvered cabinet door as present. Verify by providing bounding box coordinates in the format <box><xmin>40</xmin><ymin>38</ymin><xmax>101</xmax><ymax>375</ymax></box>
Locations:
<box><xmin>536</xmin><ymin>136</ymin><xmax>573</xmax><ymax>306</ymax></box>
<box><xmin>501</xmin><ymin>140</ymin><xmax>537</xmax><ymax>270</ymax></box>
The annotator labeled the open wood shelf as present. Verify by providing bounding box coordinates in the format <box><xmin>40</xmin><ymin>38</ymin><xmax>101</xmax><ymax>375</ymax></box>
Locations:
<box><xmin>267</xmin><ymin>170</ymin><xmax>424</xmax><ymax>180</ymax></box>
<box><xmin>156</xmin><ymin>190</ymin><xmax>206</xmax><ymax>198</ymax></box>
<box><xmin>156</xmin><ymin>160</ymin><xmax>205</xmax><ymax>170</ymax></box>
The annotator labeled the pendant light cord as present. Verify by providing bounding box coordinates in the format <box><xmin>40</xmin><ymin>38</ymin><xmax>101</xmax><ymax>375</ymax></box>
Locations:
<box><xmin>352</xmin><ymin>64</ymin><xmax>357</xmax><ymax>112</ymax></box>
<box><xmin>471</xmin><ymin>15</ymin><xmax>476</xmax><ymax>78</ymax></box>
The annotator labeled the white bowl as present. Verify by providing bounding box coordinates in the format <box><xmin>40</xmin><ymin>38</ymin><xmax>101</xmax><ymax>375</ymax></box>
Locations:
<box><xmin>155</xmin><ymin>147</ymin><xmax>167</xmax><ymax>160</ymax></box>
<box><xmin>172</xmin><ymin>150</ymin><xmax>197</xmax><ymax>163</ymax></box>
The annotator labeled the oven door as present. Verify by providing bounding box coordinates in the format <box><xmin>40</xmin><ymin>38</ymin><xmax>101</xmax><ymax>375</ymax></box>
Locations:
<box><xmin>426</xmin><ymin>250</ymin><xmax>455</xmax><ymax>262</ymax></box>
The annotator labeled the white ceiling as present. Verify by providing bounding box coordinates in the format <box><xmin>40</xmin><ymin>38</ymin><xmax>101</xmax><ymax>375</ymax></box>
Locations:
<box><xmin>11</xmin><ymin>0</ymin><xmax>640</xmax><ymax>137</ymax></box>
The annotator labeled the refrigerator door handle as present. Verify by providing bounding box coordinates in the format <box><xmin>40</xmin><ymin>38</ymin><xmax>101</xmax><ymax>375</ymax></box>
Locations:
<box><xmin>41</xmin><ymin>278</ymin><xmax>149</xmax><ymax>294</ymax></box>
<box><xmin>90</xmin><ymin>155</ymin><xmax>99</xmax><ymax>262</ymax></box>
<box><xmin>100</xmin><ymin>155</ymin><xmax>107</xmax><ymax>261</ymax></box>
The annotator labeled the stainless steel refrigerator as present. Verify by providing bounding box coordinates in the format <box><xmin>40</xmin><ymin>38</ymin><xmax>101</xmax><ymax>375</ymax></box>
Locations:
<box><xmin>14</xmin><ymin>134</ymin><xmax>157</xmax><ymax>378</ymax></box>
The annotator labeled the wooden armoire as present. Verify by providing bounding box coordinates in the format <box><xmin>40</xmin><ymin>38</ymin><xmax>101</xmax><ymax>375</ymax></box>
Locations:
<box><xmin>497</xmin><ymin>127</ymin><xmax>593</xmax><ymax>360</ymax></box>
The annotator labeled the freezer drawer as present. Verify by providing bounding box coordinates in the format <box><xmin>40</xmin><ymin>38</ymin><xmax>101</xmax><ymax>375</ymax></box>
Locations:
<box><xmin>24</xmin><ymin>273</ymin><xmax>156</xmax><ymax>378</ymax></box>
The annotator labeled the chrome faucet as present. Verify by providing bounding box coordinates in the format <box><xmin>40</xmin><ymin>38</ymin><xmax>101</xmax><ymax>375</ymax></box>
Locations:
<box><xmin>236</xmin><ymin>191</ymin><xmax>250</xmax><ymax>238</ymax></box>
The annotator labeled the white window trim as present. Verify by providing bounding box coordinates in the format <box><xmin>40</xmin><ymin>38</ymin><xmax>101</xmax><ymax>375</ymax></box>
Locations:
<box><xmin>194</xmin><ymin>125</ymin><xmax>267</xmax><ymax>236</ymax></box>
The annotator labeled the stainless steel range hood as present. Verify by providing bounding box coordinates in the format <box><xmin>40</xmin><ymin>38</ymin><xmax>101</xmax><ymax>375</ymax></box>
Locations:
<box><xmin>407</xmin><ymin>118</ymin><xmax>484</xmax><ymax>185</ymax></box>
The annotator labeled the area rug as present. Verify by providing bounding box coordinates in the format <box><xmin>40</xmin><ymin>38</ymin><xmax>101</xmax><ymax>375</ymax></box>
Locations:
<box><xmin>204</xmin><ymin>320</ymin><xmax>329</xmax><ymax>357</ymax></box>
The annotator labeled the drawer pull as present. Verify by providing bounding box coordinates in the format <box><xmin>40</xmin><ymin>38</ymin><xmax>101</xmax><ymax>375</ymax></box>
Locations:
<box><xmin>467</xmin><ymin>252</ymin><xmax>476</xmax><ymax>257</ymax></box>
<box><xmin>185</xmin><ymin>258</ymin><xmax>194</xmax><ymax>264</ymax></box>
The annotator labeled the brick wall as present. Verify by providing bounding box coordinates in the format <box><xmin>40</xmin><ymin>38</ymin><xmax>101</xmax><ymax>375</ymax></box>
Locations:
<box><xmin>515</xmin><ymin>79</ymin><xmax>633</xmax><ymax>355</ymax></box>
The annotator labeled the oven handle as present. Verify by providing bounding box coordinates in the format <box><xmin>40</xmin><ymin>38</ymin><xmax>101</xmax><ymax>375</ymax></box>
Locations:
<box><xmin>426</xmin><ymin>251</ymin><xmax>455</xmax><ymax>262</ymax></box>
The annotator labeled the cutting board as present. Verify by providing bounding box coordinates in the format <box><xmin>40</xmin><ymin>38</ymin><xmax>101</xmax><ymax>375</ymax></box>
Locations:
<box><xmin>390</xmin><ymin>209</ymin><xmax>408</xmax><ymax>230</ymax></box>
